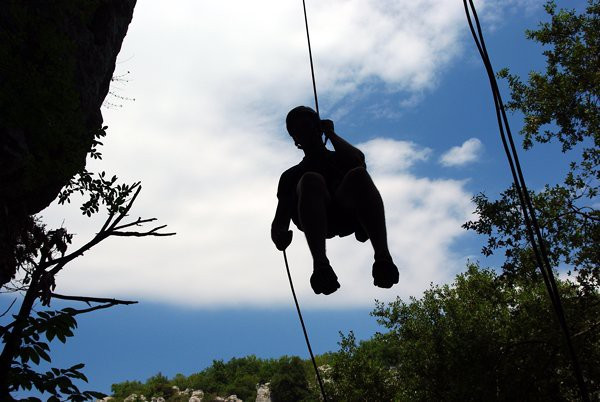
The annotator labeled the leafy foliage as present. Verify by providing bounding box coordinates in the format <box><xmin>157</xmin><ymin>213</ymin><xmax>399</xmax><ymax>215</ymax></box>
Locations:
<box><xmin>57</xmin><ymin>126</ymin><xmax>138</xmax><ymax>217</ymax></box>
<box><xmin>498</xmin><ymin>1</ymin><xmax>599</xmax><ymax>155</ymax></box>
<box><xmin>3</xmin><ymin>309</ymin><xmax>105</xmax><ymax>401</ymax></box>
<box><xmin>326</xmin><ymin>265</ymin><xmax>599</xmax><ymax>400</ymax></box>
<box><xmin>324</xmin><ymin>332</ymin><xmax>397</xmax><ymax>401</ymax></box>
<box><xmin>489</xmin><ymin>0</ymin><xmax>599</xmax><ymax>291</ymax></box>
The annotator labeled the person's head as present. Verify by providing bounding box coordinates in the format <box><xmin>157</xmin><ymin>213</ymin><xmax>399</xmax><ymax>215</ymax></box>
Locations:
<box><xmin>286</xmin><ymin>106</ymin><xmax>322</xmax><ymax>150</ymax></box>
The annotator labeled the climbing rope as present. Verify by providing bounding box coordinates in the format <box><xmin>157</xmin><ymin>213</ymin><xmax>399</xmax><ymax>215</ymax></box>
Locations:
<box><xmin>302</xmin><ymin>0</ymin><xmax>319</xmax><ymax>116</ymax></box>
<box><xmin>280</xmin><ymin>3</ymin><xmax>329</xmax><ymax>400</ymax></box>
<box><xmin>462</xmin><ymin>1</ymin><xmax>589</xmax><ymax>400</ymax></box>
<box><xmin>301</xmin><ymin>0</ymin><xmax>331</xmax><ymax>148</ymax></box>
<box><xmin>283</xmin><ymin>250</ymin><xmax>329</xmax><ymax>401</ymax></box>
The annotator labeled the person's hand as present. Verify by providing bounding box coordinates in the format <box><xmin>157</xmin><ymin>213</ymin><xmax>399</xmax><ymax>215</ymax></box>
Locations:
<box><xmin>320</xmin><ymin>119</ymin><xmax>334</xmax><ymax>137</ymax></box>
<box><xmin>271</xmin><ymin>227</ymin><xmax>293</xmax><ymax>251</ymax></box>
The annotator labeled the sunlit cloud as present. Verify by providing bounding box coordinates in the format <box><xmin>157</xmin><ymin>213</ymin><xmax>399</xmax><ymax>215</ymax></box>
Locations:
<box><xmin>359</xmin><ymin>138</ymin><xmax>431</xmax><ymax>174</ymax></box>
<box><xmin>440</xmin><ymin>138</ymin><xmax>483</xmax><ymax>167</ymax></box>
<box><xmin>40</xmin><ymin>0</ymin><xmax>531</xmax><ymax>308</ymax></box>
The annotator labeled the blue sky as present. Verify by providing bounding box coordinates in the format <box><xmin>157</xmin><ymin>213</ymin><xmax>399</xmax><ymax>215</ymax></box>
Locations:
<box><xmin>4</xmin><ymin>0</ymin><xmax>587</xmax><ymax>397</ymax></box>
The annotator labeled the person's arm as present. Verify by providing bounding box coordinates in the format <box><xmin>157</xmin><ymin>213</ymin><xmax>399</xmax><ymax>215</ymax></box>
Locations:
<box><xmin>321</xmin><ymin>119</ymin><xmax>366</xmax><ymax>168</ymax></box>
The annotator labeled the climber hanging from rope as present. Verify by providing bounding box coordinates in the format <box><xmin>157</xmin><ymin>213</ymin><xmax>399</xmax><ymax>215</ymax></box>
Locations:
<box><xmin>271</xmin><ymin>106</ymin><xmax>399</xmax><ymax>295</ymax></box>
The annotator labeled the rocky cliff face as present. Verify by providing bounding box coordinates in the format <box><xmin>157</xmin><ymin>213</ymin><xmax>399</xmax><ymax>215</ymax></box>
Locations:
<box><xmin>0</xmin><ymin>0</ymin><xmax>136</xmax><ymax>284</ymax></box>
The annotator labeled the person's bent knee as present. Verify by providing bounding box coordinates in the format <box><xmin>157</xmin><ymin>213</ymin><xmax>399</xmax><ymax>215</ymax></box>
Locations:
<box><xmin>345</xmin><ymin>167</ymin><xmax>373</xmax><ymax>186</ymax></box>
<box><xmin>297</xmin><ymin>172</ymin><xmax>328</xmax><ymax>197</ymax></box>
<box><xmin>337</xmin><ymin>167</ymin><xmax>377</xmax><ymax>201</ymax></box>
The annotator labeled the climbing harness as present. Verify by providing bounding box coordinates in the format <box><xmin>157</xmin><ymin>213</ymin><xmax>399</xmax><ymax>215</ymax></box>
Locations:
<box><xmin>462</xmin><ymin>1</ymin><xmax>589</xmax><ymax>400</ymax></box>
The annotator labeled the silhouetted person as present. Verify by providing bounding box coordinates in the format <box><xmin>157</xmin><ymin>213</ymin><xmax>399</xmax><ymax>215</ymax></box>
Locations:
<box><xmin>271</xmin><ymin>106</ymin><xmax>399</xmax><ymax>295</ymax></box>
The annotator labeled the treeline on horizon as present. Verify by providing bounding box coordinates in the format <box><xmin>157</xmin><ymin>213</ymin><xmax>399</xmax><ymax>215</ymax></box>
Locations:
<box><xmin>109</xmin><ymin>264</ymin><xmax>600</xmax><ymax>402</ymax></box>
<box><xmin>110</xmin><ymin>353</ymin><xmax>322</xmax><ymax>401</ymax></box>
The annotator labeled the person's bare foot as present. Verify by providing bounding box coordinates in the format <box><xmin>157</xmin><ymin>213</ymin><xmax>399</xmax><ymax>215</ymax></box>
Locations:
<box><xmin>310</xmin><ymin>262</ymin><xmax>340</xmax><ymax>295</ymax></box>
<box><xmin>372</xmin><ymin>259</ymin><xmax>399</xmax><ymax>288</ymax></box>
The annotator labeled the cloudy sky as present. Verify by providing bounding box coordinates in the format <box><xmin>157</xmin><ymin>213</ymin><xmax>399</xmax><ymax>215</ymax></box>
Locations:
<box><xmin>10</xmin><ymin>0</ymin><xmax>583</xmax><ymax>395</ymax></box>
<box><xmin>42</xmin><ymin>0</ymin><xmax>534</xmax><ymax>308</ymax></box>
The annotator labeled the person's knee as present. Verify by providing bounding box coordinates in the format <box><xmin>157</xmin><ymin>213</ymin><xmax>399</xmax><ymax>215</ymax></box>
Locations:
<box><xmin>337</xmin><ymin>167</ymin><xmax>381</xmax><ymax>205</ymax></box>
<box><xmin>297</xmin><ymin>172</ymin><xmax>328</xmax><ymax>198</ymax></box>
<box><xmin>344</xmin><ymin>167</ymin><xmax>375</xmax><ymax>190</ymax></box>
<box><xmin>346</xmin><ymin>166</ymin><xmax>369</xmax><ymax>181</ymax></box>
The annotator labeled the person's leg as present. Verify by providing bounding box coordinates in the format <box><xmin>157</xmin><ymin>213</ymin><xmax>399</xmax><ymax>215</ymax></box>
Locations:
<box><xmin>336</xmin><ymin>167</ymin><xmax>399</xmax><ymax>288</ymax></box>
<box><xmin>297</xmin><ymin>172</ymin><xmax>329</xmax><ymax>265</ymax></box>
<box><xmin>297</xmin><ymin>172</ymin><xmax>340</xmax><ymax>294</ymax></box>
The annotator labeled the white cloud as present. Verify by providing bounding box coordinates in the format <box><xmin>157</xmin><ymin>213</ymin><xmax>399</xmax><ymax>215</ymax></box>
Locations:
<box><xmin>359</xmin><ymin>138</ymin><xmax>431</xmax><ymax>174</ymax></box>
<box><xmin>37</xmin><ymin>0</ymin><xmax>531</xmax><ymax>308</ymax></box>
<box><xmin>440</xmin><ymin>138</ymin><xmax>483</xmax><ymax>166</ymax></box>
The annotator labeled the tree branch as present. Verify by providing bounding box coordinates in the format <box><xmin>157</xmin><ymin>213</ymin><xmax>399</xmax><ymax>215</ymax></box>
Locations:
<box><xmin>569</xmin><ymin>204</ymin><xmax>600</xmax><ymax>221</ymax></box>
<box><xmin>111</xmin><ymin>217</ymin><xmax>176</xmax><ymax>236</ymax></box>
<box><xmin>50</xmin><ymin>293</ymin><xmax>138</xmax><ymax>317</ymax></box>
<box><xmin>112</xmin><ymin>217</ymin><xmax>158</xmax><ymax>231</ymax></box>
<box><xmin>109</xmin><ymin>183</ymin><xmax>142</xmax><ymax>228</ymax></box>
<box><xmin>43</xmin><ymin>185</ymin><xmax>174</xmax><ymax>276</ymax></box>
<box><xmin>111</xmin><ymin>225</ymin><xmax>176</xmax><ymax>237</ymax></box>
<box><xmin>50</xmin><ymin>293</ymin><xmax>137</xmax><ymax>306</ymax></box>
<box><xmin>67</xmin><ymin>303</ymin><xmax>127</xmax><ymax>316</ymax></box>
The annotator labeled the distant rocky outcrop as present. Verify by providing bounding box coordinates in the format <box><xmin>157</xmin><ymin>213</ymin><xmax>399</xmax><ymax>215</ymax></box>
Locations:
<box><xmin>189</xmin><ymin>389</ymin><xmax>205</xmax><ymax>402</ymax></box>
<box><xmin>255</xmin><ymin>383</ymin><xmax>271</xmax><ymax>402</ymax></box>
<box><xmin>0</xmin><ymin>0</ymin><xmax>136</xmax><ymax>285</ymax></box>
<box><xmin>98</xmin><ymin>383</ymin><xmax>271</xmax><ymax>402</ymax></box>
<box><xmin>214</xmin><ymin>396</ymin><xmax>242</xmax><ymax>402</ymax></box>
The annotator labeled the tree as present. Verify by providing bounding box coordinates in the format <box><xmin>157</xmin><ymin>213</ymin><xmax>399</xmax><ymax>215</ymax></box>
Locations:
<box><xmin>144</xmin><ymin>372</ymin><xmax>176</xmax><ymax>399</ymax></box>
<box><xmin>326</xmin><ymin>331</ymin><xmax>397</xmax><ymax>401</ymax></box>
<box><xmin>385</xmin><ymin>264</ymin><xmax>599</xmax><ymax>400</ymax></box>
<box><xmin>111</xmin><ymin>380</ymin><xmax>145</xmax><ymax>399</ymax></box>
<box><xmin>270</xmin><ymin>356</ymin><xmax>313</xmax><ymax>402</ymax></box>
<box><xmin>323</xmin><ymin>264</ymin><xmax>599</xmax><ymax>400</ymax></box>
<box><xmin>469</xmin><ymin>0</ymin><xmax>599</xmax><ymax>292</ymax></box>
<box><xmin>463</xmin><ymin>1</ymin><xmax>599</xmax><ymax>393</ymax></box>
<box><xmin>0</xmin><ymin>125</ymin><xmax>174</xmax><ymax>400</ymax></box>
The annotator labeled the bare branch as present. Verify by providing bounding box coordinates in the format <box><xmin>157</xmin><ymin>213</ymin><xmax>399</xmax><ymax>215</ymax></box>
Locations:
<box><xmin>99</xmin><ymin>210</ymin><xmax>117</xmax><ymax>233</ymax></box>
<box><xmin>50</xmin><ymin>293</ymin><xmax>137</xmax><ymax>306</ymax></box>
<box><xmin>43</xmin><ymin>184</ymin><xmax>175</xmax><ymax>276</ymax></box>
<box><xmin>569</xmin><ymin>204</ymin><xmax>600</xmax><ymax>221</ymax></box>
<box><xmin>111</xmin><ymin>224</ymin><xmax>176</xmax><ymax>237</ymax></box>
<box><xmin>66</xmin><ymin>303</ymin><xmax>127</xmax><ymax>316</ymax></box>
<box><xmin>112</xmin><ymin>217</ymin><xmax>157</xmax><ymax>231</ymax></box>
<box><xmin>50</xmin><ymin>293</ymin><xmax>138</xmax><ymax>316</ymax></box>
<box><xmin>111</xmin><ymin>217</ymin><xmax>157</xmax><ymax>230</ymax></box>
<box><xmin>45</xmin><ymin>231</ymin><xmax>109</xmax><ymax>276</ymax></box>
